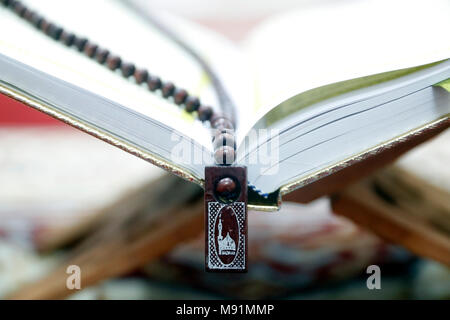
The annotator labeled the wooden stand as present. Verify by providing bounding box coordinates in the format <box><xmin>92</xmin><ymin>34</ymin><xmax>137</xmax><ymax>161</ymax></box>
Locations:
<box><xmin>7</xmin><ymin>163</ymin><xmax>450</xmax><ymax>299</ymax></box>
<box><xmin>331</xmin><ymin>166</ymin><xmax>450</xmax><ymax>265</ymax></box>
<box><xmin>8</xmin><ymin>175</ymin><xmax>204</xmax><ymax>299</ymax></box>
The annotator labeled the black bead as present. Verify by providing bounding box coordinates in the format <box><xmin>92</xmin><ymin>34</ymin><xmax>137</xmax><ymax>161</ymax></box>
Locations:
<box><xmin>74</xmin><ymin>37</ymin><xmax>88</xmax><ymax>52</ymax></box>
<box><xmin>1</xmin><ymin>0</ymin><xmax>12</xmax><ymax>7</ymax></box>
<box><xmin>106</xmin><ymin>55</ymin><xmax>121</xmax><ymax>70</ymax></box>
<box><xmin>40</xmin><ymin>20</ymin><xmax>50</xmax><ymax>33</ymax></box>
<box><xmin>134</xmin><ymin>69</ymin><xmax>149</xmax><ymax>84</ymax></box>
<box><xmin>13</xmin><ymin>1</ymin><xmax>26</xmax><ymax>16</ymax></box>
<box><xmin>61</xmin><ymin>32</ymin><xmax>75</xmax><ymax>46</ymax></box>
<box><xmin>44</xmin><ymin>22</ymin><xmax>54</xmax><ymax>35</ymax></box>
<box><xmin>210</xmin><ymin>113</ymin><xmax>233</xmax><ymax>129</ymax></box>
<box><xmin>23</xmin><ymin>8</ymin><xmax>33</xmax><ymax>21</ymax></box>
<box><xmin>47</xmin><ymin>24</ymin><xmax>63</xmax><ymax>40</ymax></box>
<box><xmin>84</xmin><ymin>43</ymin><xmax>98</xmax><ymax>58</ymax></box>
<box><xmin>198</xmin><ymin>105</ymin><xmax>213</xmax><ymax>122</ymax></box>
<box><xmin>121</xmin><ymin>62</ymin><xmax>135</xmax><ymax>77</ymax></box>
<box><xmin>161</xmin><ymin>82</ymin><xmax>175</xmax><ymax>98</ymax></box>
<box><xmin>213</xmin><ymin>132</ymin><xmax>235</xmax><ymax>149</ymax></box>
<box><xmin>212</xmin><ymin>128</ymin><xmax>233</xmax><ymax>142</ymax></box>
<box><xmin>185</xmin><ymin>96</ymin><xmax>200</xmax><ymax>112</ymax></box>
<box><xmin>214</xmin><ymin>146</ymin><xmax>235</xmax><ymax>165</ymax></box>
<box><xmin>95</xmin><ymin>48</ymin><xmax>109</xmax><ymax>64</ymax></box>
<box><xmin>30</xmin><ymin>13</ymin><xmax>43</xmax><ymax>29</ymax></box>
<box><xmin>216</xmin><ymin>177</ymin><xmax>237</xmax><ymax>195</ymax></box>
<box><xmin>174</xmin><ymin>89</ymin><xmax>188</xmax><ymax>105</ymax></box>
<box><xmin>147</xmin><ymin>76</ymin><xmax>162</xmax><ymax>91</ymax></box>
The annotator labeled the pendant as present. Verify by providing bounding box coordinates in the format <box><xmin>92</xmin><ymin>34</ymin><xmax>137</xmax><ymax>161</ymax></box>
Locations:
<box><xmin>204</xmin><ymin>166</ymin><xmax>247</xmax><ymax>272</ymax></box>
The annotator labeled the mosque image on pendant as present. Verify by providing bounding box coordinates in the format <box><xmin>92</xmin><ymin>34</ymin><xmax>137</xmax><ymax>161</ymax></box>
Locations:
<box><xmin>207</xmin><ymin>201</ymin><xmax>246</xmax><ymax>271</ymax></box>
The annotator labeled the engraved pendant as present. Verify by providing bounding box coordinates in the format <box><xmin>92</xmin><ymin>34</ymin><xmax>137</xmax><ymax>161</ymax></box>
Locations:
<box><xmin>204</xmin><ymin>166</ymin><xmax>247</xmax><ymax>272</ymax></box>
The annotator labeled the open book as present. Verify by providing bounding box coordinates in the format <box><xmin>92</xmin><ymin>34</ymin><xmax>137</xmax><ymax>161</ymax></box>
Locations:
<box><xmin>0</xmin><ymin>0</ymin><xmax>449</xmax><ymax>210</ymax></box>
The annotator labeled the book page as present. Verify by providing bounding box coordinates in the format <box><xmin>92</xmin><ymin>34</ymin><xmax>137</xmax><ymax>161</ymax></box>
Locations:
<box><xmin>0</xmin><ymin>0</ymin><xmax>254</xmax><ymax>149</ymax></box>
<box><xmin>243</xmin><ymin>0</ymin><xmax>450</xmax><ymax>129</ymax></box>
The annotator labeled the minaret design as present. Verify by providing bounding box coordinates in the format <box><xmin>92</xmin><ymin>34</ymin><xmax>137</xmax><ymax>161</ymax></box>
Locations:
<box><xmin>217</xmin><ymin>216</ymin><xmax>223</xmax><ymax>242</ymax></box>
<box><xmin>217</xmin><ymin>214</ymin><xmax>236</xmax><ymax>256</ymax></box>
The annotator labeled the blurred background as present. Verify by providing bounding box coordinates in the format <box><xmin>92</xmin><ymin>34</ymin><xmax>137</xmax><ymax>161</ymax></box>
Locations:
<box><xmin>0</xmin><ymin>0</ymin><xmax>449</xmax><ymax>299</ymax></box>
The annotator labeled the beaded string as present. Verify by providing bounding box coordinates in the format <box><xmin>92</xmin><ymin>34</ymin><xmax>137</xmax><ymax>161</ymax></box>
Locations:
<box><xmin>1</xmin><ymin>0</ymin><xmax>236</xmax><ymax>165</ymax></box>
<box><xmin>121</xmin><ymin>0</ymin><xmax>237</xmax><ymax>125</ymax></box>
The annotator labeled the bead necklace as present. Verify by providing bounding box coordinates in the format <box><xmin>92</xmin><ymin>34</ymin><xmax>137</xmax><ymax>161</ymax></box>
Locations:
<box><xmin>1</xmin><ymin>0</ymin><xmax>237</xmax><ymax>165</ymax></box>
<box><xmin>3</xmin><ymin>0</ymin><xmax>249</xmax><ymax>272</ymax></box>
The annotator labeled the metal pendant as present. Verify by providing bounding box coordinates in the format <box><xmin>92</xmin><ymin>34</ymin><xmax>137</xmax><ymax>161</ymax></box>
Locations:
<box><xmin>204</xmin><ymin>166</ymin><xmax>247</xmax><ymax>272</ymax></box>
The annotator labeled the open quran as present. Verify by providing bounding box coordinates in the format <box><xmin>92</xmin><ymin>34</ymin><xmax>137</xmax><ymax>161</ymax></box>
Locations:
<box><xmin>0</xmin><ymin>0</ymin><xmax>448</xmax><ymax>210</ymax></box>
